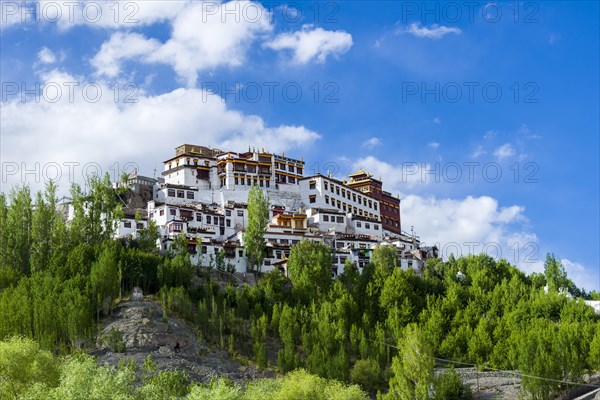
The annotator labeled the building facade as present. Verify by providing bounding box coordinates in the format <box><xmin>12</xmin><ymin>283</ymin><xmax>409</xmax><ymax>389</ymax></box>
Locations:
<box><xmin>114</xmin><ymin>144</ymin><xmax>437</xmax><ymax>276</ymax></box>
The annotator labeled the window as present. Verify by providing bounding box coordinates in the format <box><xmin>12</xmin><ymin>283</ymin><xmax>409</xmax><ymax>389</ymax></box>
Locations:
<box><xmin>297</xmin><ymin>167</ymin><xmax>303</xmax><ymax>175</ymax></box>
<box><xmin>323</xmin><ymin>215</ymin><xmax>329</xmax><ymax>222</ymax></box>
<box><xmin>309</xmin><ymin>181</ymin><xmax>316</xmax><ymax>190</ymax></box>
<box><xmin>159</xmin><ymin>209</ymin><xmax>164</xmax><ymax>216</ymax></box>
<box><xmin>358</xmin><ymin>197</ymin><xmax>362</xmax><ymax>205</ymax></box>
<box><xmin>235</xmin><ymin>177</ymin><xmax>239</xmax><ymax>185</ymax></box>
<box><xmin>288</xmin><ymin>165</ymin><xmax>295</xmax><ymax>172</ymax></box>
<box><xmin>226</xmin><ymin>219</ymin><xmax>231</xmax><ymax>227</ymax></box>
<box><xmin>177</xmin><ymin>190</ymin><xmax>184</xmax><ymax>198</ymax></box>
<box><xmin>341</xmin><ymin>189</ymin><xmax>346</xmax><ymax>198</ymax></box>
<box><xmin>280</xmin><ymin>239</ymin><xmax>289</xmax><ymax>244</ymax></box>
<box><xmin>238</xmin><ymin>250</ymin><xmax>243</xmax><ymax>257</ymax></box>
<box><xmin>149</xmin><ymin>212</ymin><xmax>154</xmax><ymax>219</ymax></box>
<box><xmin>202</xmin><ymin>246</ymin><xmax>207</xmax><ymax>254</ymax></box>
<box><xmin>167</xmin><ymin>189</ymin><xmax>175</xmax><ymax>197</ymax></box>
<box><xmin>124</xmin><ymin>221</ymin><xmax>131</xmax><ymax>228</ymax></box>
<box><xmin>237</xmin><ymin>210</ymin><xmax>244</xmax><ymax>217</ymax></box>
<box><xmin>336</xmin><ymin>187</ymin><xmax>340</xmax><ymax>195</ymax></box>
<box><xmin>365</xmin><ymin>223</ymin><xmax>370</xmax><ymax>229</ymax></box>
<box><xmin>356</xmin><ymin>221</ymin><xmax>361</xmax><ymax>228</ymax></box>
<box><xmin>342</xmin><ymin>204</ymin><xmax>347</xmax><ymax>212</ymax></box>
<box><xmin>330</xmin><ymin>184</ymin><xmax>334</xmax><ymax>193</ymax></box>
<box><xmin>226</xmin><ymin>210</ymin><xmax>231</xmax><ymax>217</ymax></box>
<box><xmin>325</xmin><ymin>195</ymin><xmax>329</xmax><ymax>204</ymax></box>
<box><xmin>276</xmin><ymin>250</ymin><xmax>282</xmax><ymax>259</ymax></box>
<box><xmin>247</xmin><ymin>177</ymin><xmax>251</xmax><ymax>185</ymax></box>
<box><xmin>309</xmin><ymin>195</ymin><xmax>316</xmax><ymax>204</ymax></box>
<box><xmin>260</xmin><ymin>180</ymin><xmax>264</xmax><ymax>187</ymax></box>
<box><xmin>337</xmin><ymin>216</ymin><xmax>344</xmax><ymax>223</ymax></box>
<box><xmin>340</xmin><ymin>256</ymin><xmax>347</xmax><ymax>264</ymax></box>
<box><xmin>266</xmin><ymin>181</ymin><xmax>270</xmax><ymax>188</ymax></box>
<box><xmin>170</xmin><ymin>208</ymin><xmax>176</xmax><ymax>216</ymax></box>
<box><xmin>196</xmin><ymin>213</ymin><xmax>202</xmax><ymax>222</ymax></box>
<box><xmin>137</xmin><ymin>223</ymin><xmax>144</xmax><ymax>229</ymax></box>
<box><xmin>292</xmin><ymin>240</ymin><xmax>300</xmax><ymax>245</ymax></box>
<box><xmin>368</xmin><ymin>200</ymin><xmax>372</xmax><ymax>208</ymax></box>
<box><xmin>220</xmin><ymin>217</ymin><xmax>225</xmax><ymax>226</ymax></box>
<box><xmin>374</xmin><ymin>224</ymin><xmax>379</xmax><ymax>230</ymax></box>
<box><xmin>324</xmin><ymin>182</ymin><xmax>328</xmax><ymax>190</ymax></box>
<box><xmin>374</xmin><ymin>203</ymin><xmax>378</xmax><ymax>210</ymax></box>
<box><xmin>353</xmin><ymin>194</ymin><xmax>356</xmax><ymax>202</ymax></box>
<box><xmin>170</xmin><ymin>222</ymin><xmax>182</xmax><ymax>232</ymax></box>
<box><xmin>187</xmin><ymin>191</ymin><xmax>194</xmax><ymax>199</ymax></box>
<box><xmin>206</xmin><ymin>215</ymin><xmax>211</xmax><ymax>224</ymax></box>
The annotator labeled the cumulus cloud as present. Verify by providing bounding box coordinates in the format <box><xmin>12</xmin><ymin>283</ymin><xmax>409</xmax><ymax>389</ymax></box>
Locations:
<box><xmin>405</xmin><ymin>22</ymin><xmax>461</xmax><ymax>39</ymax></box>
<box><xmin>265</xmin><ymin>24</ymin><xmax>353</xmax><ymax>64</ymax></box>
<box><xmin>91</xmin><ymin>1</ymin><xmax>272</xmax><ymax>85</ymax></box>
<box><xmin>37</xmin><ymin>47</ymin><xmax>58</xmax><ymax>64</ymax></box>
<box><xmin>427</xmin><ymin>142</ymin><xmax>440</xmax><ymax>150</ymax></box>
<box><xmin>91</xmin><ymin>32</ymin><xmax>161</xmax><ymax>77</ymax></box>
<box><xmin>0</xmin><ymin>69</ymin><xmax>320</xmax><ymax>193</ymax></box>
<box><xmin>362</xmin><ymin>137</ymin><xmax>381</xmax><ymax>150</ymax></box>
<box><xmin>352</xmin><ymin>156</ymin><xmax>431</xmax><ymax>190</ymax></box>
<box><xmin>471</xmin><ymin>145</ymin><xmax>486</xmax><ymax>158</ymax></box>
<box><xmin>494</xmin><ymin>143</ymin><xmax>515</xmax><ymax>160</ymax></box>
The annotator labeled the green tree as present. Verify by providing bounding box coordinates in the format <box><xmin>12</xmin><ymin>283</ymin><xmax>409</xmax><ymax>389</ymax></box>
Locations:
<box><xmin>386</xmin><ymin>324</ymin><xmax>435</xmax><ymax>400</ymax></box>
<box><xmin>0</xmin><ymin>336</ymin><xmax>60</xmax><ymax>398</ymax></box>
<box><xmin>287</xmin><ymin>240</ymin><xmax>332</xmax><ymax>302</ymax></box>
<box><xmin>544</xmin><ymin>253</ymin><xmax>568</xmax><ymax>294</ymax></box>
<box><xmin>30</xmin><ymin>181</ymin><xmax>60</xmax><ymax>274</ymax></box>
<box><xmin>244</xmin><ymin>184</ymin><xmax>269</xmax><ymax>273</ymax></box>
<box><xmin>90</xmin><ymin>241</ymin><xmax>120</xmax><ymax>319</ymax></box>
<box><xmin>5</xmin><ymin>186</ymin><xmax>33</xmax><ymax>276</ymax></box>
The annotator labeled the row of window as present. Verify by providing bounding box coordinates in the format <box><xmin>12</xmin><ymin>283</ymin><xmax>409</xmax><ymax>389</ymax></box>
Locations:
<box><xmin>123</xmin><ymin>221</ymin><xmax>145</xmax><ymax>229</ymax></box>
<box><xmin>267</xmin><ymin>238</ymin><xmax>301</xmax><ymax>245</ymax></box>
<box><xmin>275</xmin><ymin>174</ymin><xmax>296</xmax><ymax>184</ymax></box>
<box><xmin>321</xmin><ymin>214</ymin><xmax>345</xmax><ymax>223</ymax></box>
<box><xmin>226</xmin><ymin>176</ymin><xmax>272</xmax><ymax>188</ymax></box>
<box><xmin>322</xmin><ymin>195</ymin><xmax>376</xmax><ymax>218</ymax></box>
<box><xmin>382</xmin><ymin>216</ymin><xmax>400</xmax><ymax>228</ymax></box>
<box><xmin>356</xmin><ymin>221</ymin><xmax>379</xmax><ymax>230</ymax></box>
<box><xmin>167</xmin><ymin>188</ymin><xmax>195</xmax><ymax>200</ymax></box>
<box><xmin>312</xmin><ymin>181</ymin><xmax>378</xmax><ymax>211</ymax></box>
<box><xmin>274</xmin><ymin>162</ymin><xmax>303</xmax><ymax>174</ymax></box>
<box><xmin>382</xmin><ymin>202</ymin><xmax>399</xmax><ymax>211</ymax></box>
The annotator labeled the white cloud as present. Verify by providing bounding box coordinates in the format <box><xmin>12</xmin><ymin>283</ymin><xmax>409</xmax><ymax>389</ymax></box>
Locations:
<box><xmin>91</xmin><ymin>32</ymin><xmax>161</xmax><ymax>77</ymax></box>
<box><xmin>484</xmin><ymin>130</ymin><xmax>497</xmax><ymax>139</ymax></box>
<box><xmin>427</xmin><ymin>142</ymin><xmax>440</xmax><ymax>150</ymax></box>
<box><xmin>352</xmin><ymin>156</ymin><xmax>431</xmax><ymax>190</ymax></box>
<box><xmin>0</xmin><ymin>69</ymin><xmax>320</xmax><ymax>193</ymax></box>
<box><xmin>433</xmin><ymin>117</ymin><xmax>441</xmax><ymax>124</ymax></box>
<box><xmin>471</xmin><ymin>145</ymin><xmax>486</xmax><ymax>158</ymax></box>
<box><xmin>493</xmin><ymin>143</ymin><xmax>515</xmax><ymax>160</ymax></box>
<box><xmin>561</xmin><ymin>259</ymin><xmax>598</xmax><ymax>292</ymax></box>
<box><xmin>362</xmin><ymin>137</ymin><xmax>381</xmax><ymax>150</ymax></box>
<box><xmin>37</xmin><ymin>47</ymin><xmax>57</xmax><ymax>64</ymax></box>
<box><xmin>405</xmin><ymin>23</ymin><xmax>461</xmax><ymax>39</ymax></box>
<box><xmin>265</xmin><ymin>24</ymin><xmax>353</xmax><ymax>64</ymax></box>
<box><xmin>91</xmin><ymin>1</ymin><xmax>273</xmax><ymax>85</ymax></box>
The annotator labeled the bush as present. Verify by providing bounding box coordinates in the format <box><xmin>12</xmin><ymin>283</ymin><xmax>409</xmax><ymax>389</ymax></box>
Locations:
<box><xmin>103</xmin><ymin>328</ymin><xmax>126</xmax><ymax>353</ymax></box>
<box><xmin>350</xmin><ymin>358</ymin><xmax>384</xmax><ymax>392</ymax></box>
<box><xmin>434</xmin><ymin>367</ymin><xmax>472</xmax><ymax>400</ymax></box>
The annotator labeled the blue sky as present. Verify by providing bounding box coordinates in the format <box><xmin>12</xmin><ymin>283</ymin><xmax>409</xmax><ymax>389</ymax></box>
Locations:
<box><xmin>1</xmin><ymin>0</ymin><xmax>598</xmax><ymax>290</ymax></box>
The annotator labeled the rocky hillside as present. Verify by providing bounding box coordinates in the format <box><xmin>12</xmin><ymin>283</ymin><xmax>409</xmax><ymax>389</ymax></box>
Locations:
<box><xmin>94</xmin><ymin>299</ymin><xmax>274</xmax><ymax>385</ymax></box>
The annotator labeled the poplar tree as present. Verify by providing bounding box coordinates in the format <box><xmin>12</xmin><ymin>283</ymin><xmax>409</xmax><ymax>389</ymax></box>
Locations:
<box><xmin>244</xmin><ymin>185</ymin><xmax>269</xmax><ymax>274</ymax></box>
